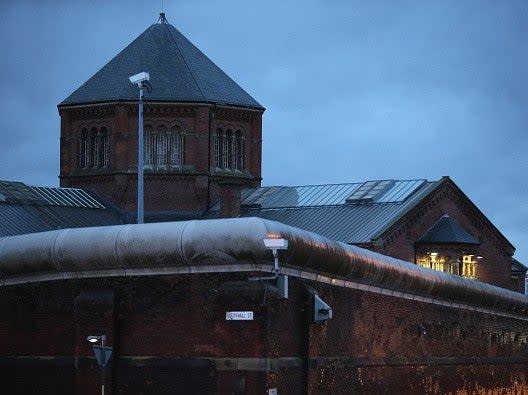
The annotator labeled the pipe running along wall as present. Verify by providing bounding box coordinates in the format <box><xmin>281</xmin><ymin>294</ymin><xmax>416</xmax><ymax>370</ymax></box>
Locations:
<box><xmin>0</xmin><ymin>217</ymin><xmax>527</xmax><ymax>315</ymax></box>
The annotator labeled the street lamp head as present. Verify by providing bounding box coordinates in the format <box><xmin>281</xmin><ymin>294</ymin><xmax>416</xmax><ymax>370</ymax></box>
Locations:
<box><xmin>87</xmin><ymin>335</ymin><xmax>99</xmax><ymax>343</ymax></box>
<box><xmin>263</xmin><ymin>238</ymin><xmax>288</xmax><ymax>250</ymax></box>
<box><xmin>129</xmin><ymin>71</ymin><xmax>150</xmax><ymax>86</ymax></box>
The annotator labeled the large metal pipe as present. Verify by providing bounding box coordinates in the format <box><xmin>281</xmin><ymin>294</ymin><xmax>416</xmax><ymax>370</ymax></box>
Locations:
<box><xmin>0</xmin><ymin>217</ymin><xmax>527</xmax><ymax>314</ymax></box>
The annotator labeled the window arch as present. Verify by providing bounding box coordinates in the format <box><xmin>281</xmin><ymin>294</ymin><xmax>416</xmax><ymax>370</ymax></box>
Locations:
<box><xmin>144</xmin><ymin>124</ymin><xmax>184</xmax><ymax>170</ymax></box>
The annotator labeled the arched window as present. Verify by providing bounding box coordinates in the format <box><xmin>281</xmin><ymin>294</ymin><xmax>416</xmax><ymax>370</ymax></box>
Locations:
<box><xmin>145</xmin><ymin>125</ymin><xmax>154</xmax><ymax>168</ymax></box>
<box><xmin>224</xmin><ymin>130</ymin><xmax>233</xmax><ymax>169</ymax></box>
<box><xmin>235</xmin><ymin>130</ymin><xmax>244</xmax><ymax>171</ymax></box>
<box><xmin>156</xmin><ymin>125</ymin><xmax>168</xmax><ymax>169</ymax></box>
<box><xmin>215</xmin><ymin>128</ymin><xmax>224</xmax><ymax>168</ymax></box>
<box><xmin>90</xmin><ymin>128</ymin><xmax>99</xmax><ymax>168</ymax></box>
<box><xmin>79</xmin><ymin>128</ymin><xmax>89</xmax><ymax>168</ymax></box>
<box><xmin>99</xmin><ymin>127</ymin><xmax>109</xmax><ymax>168</ymax></box>
<box><xmin>169</xmin><ymin>126</ymin><xmax>184</xmax><ymax>166</ymax></box>
<box><xmin>144</xmin><ymin>125</ymin><xmax>184</xmax><ymax>170</ymax></box>
<box><xmin>214</xmin><ymin>128</ymin><xmax>245</xmax><ymax>171</ymax></box>
<box><xmin>79</xmin><ymin>126</ymin><xmax>110</xmax><ymax>170</ymax></box>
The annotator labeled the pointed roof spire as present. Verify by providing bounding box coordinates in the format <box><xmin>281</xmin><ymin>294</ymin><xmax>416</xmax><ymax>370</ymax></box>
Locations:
<box><xmin>157</xmin><ymin>12</ymin><xmax>168</xmax><ymax>24</ymax></box>
<box><xmin>59</xmin><ymin>16</ymin><xmax>263</xmax><ymax>109</ymax></box>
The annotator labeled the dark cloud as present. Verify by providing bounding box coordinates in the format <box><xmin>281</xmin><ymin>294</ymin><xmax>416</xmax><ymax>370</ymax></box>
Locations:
<box><xmin>1</xmin><ymin>0</ymin><xmax>527</xmax><ymax>262</ymax></box>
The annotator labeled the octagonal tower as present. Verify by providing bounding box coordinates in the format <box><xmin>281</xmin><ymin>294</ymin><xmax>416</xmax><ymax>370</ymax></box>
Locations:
<box><xmin>58</xmin><ymin>13</ymin><xmax>264</xmax><ymax>221</ymax></box>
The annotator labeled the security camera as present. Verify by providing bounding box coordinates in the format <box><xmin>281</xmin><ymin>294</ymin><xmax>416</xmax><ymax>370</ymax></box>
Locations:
<box><xmin>129</xmin><ymin>72</ymin><xmax>150</xmax><ymax>86</ymax></box>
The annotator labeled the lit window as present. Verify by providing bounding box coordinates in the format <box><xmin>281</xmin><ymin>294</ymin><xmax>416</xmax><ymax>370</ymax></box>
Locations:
<box><xmin>461</xmin><ymin>255</ymin><xmax>477</xmax><ymax>279</ymax></box>
<box><xmin>417</xmin><ymin>252</ymin><xmax>458</xmax><ymax>275</ymax></box>
<box><xmin>417</xmin><ymin>252</ymin><xmax>478</xmax><ymax>279</ymax></box>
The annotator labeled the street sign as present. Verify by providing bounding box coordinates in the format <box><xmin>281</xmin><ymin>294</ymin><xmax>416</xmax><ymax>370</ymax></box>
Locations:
<box><xmin>226</xmin><ymin>311</ymin><xmax>254</xmax><ymax>320</ymax></box>
<box><xmin>93</xmin><ymin>345</ymin><xmax>113</xmax><ymax>367</ymax></box>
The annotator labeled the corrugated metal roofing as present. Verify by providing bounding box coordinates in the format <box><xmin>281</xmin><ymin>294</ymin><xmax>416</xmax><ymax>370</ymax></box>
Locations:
<box><xmin>60</xmin><ymin>15</ymin><xmax>263</xmax><ymax>109</ymax></box>
<box><xmin>31</xmin><ymin>186</ymin><xmax>105</xmax><ymax>208</ymax></box>
<box><xmin>239</xmin><ymin>179</ymin><xmax>439</xmax><ymax>244</ymax></box>
<box><xmin>0</xmin><ymin>181</ymin><xmax>122</xmax><ymax>237</ymax></box>
<box><xmin>0</xmin><ymin>180</ymin><xmax>104</xmax><ymax>208</ymax></box>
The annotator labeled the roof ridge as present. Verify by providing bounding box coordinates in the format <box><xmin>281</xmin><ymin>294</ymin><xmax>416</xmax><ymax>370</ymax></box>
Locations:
<box><xmin>261</xmin><ymin>178</ymin><xmax>428</xmax><ymax>189</ymax></box>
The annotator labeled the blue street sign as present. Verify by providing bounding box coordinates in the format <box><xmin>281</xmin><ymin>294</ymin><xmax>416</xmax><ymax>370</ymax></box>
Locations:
<box><xmin>93</xmin><ymin>345</ymin><xmax>113</xmax><ymax>367</ymax></box>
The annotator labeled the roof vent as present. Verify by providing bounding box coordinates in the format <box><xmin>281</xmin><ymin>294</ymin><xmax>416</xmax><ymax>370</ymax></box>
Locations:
<box><xmin>346</xmin><ymin>180</ymin><xmax>395</xmax><ymax>203</ymax></box>
<box><xmin>157</xmin><ymin>12</ymin><xmax>168</xmax><ymax>24</ymax></box>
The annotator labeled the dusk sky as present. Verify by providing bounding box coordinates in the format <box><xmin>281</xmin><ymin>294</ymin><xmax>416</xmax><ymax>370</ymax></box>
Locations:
<box><xmin>1</xmin><ymin>1</ymin><xmax>527</xmax><ymax>263</ymax></box>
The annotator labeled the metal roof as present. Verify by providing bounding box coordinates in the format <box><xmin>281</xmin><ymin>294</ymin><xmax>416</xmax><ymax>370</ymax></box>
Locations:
<box><xmin>0</xmin><ymin>180</ymin><xmax>122</xmax><ymax>237</ymax></box>
<box><xmin>416</xmin><ymin>214</ymin><xmax>480</xmax><ymax>245</ymax></box>
<box><xmin>0</xmin><ymin>180</ymin><xmax>104</xmax><ymax>208</ymax></box>
<box><xmin>60</xmin><ymin>14</ymin><xmax>263</xmax><ymax>109</ymax></box>
<box><xmin>239</xmin><ymin>179</ymin><xmax>439</xmax><ymax>244</ymax></box>
<box><xmin>241</xmin><ymin>179</ymin><xmax>427</xmax><ymax>208</ymax></box>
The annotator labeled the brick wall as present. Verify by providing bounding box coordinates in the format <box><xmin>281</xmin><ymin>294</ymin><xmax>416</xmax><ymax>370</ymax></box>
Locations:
<box><xmin>1</xmin><ymin>270</ymin><xmax>527</xmax><ymax>394</ymax></box>
<box><xmin>373</xmin><ymin>180</ymin><xmax>514</xmax><ymax>290</ymax></box>
<box><xmin>59</xmin><ymin>103</ymin><xmax>263</xmax><ymax>214</ymax></box>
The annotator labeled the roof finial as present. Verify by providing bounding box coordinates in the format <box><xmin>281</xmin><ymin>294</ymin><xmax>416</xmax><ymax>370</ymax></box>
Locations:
<box><xmin>157</xmin><ymin>10</ymin><xmax>168</xmax><ymax>24</ymax></box>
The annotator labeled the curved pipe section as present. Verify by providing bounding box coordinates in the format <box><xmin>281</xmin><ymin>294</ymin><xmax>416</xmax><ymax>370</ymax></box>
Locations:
<box><xmin>0</xmin><ymin>217</ymin><xmax>527</xmax><ymax>315</ymax></box>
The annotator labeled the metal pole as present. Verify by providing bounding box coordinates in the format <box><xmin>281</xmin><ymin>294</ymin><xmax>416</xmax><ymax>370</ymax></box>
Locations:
<box><xmin>272</xmin><ymin>249</ymin><xmax>279</xmax><ymax>275</ymax></box>
<box><xmin>101</xmin><ymin>335</ymin><xmax>106</xmax><ymax>395</ymax></box>
<box><xmin>137</xmin><ymin>85</ymin><xmax>145</xmax><ymax>224</ymax></box>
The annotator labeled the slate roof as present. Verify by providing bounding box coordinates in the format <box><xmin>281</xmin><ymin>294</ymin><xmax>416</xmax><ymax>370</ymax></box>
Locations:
<box><xmin>512</xmin><ymin>258</ymin><xmax>527</xmax><ymax>273</ymax></box>
<box><xmin>416</xmin><ymin>214</ymin><xmax>480</xmax><ymax>245</ymax></box>
<box><xmin>60</xmin><ymin>14</ymin><xmax>263</xmax><ymax>109</ymax></box>
<box><xmin>235</xmin><ymin>179</ymin><xmax>441</xmax><ymax>244</ymax></box>
<box><xmin>0</xmin><ymin>180</ymin><xmax>122</xmax><ymax>237</ymax></box>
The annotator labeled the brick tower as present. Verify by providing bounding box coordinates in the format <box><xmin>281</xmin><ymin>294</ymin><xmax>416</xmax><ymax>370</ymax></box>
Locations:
<box><xmin>58</xmin><ymin>13</ymin><xmax>264</xmax><ymax>221</ymax></box>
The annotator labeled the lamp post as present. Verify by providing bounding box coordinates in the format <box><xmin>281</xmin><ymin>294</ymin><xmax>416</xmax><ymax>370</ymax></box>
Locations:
<box><xmin>263</xmin><ymin>238</ymin><xmax>288</xmax><ymax>276</ymax></box>
<box><xmin>129</xmin><ymin>71</ymin><xmax>150</xmax><ymax>224</ymax></box>
<box><xmin>263</xmin><ymin>237</ymin><xmax>289</xmax><ymax>298</ymax></box>
<box><xmin>87</xmin><ymin>335</ymin><xmax>113</xmax><ymax>395</ymax></box>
